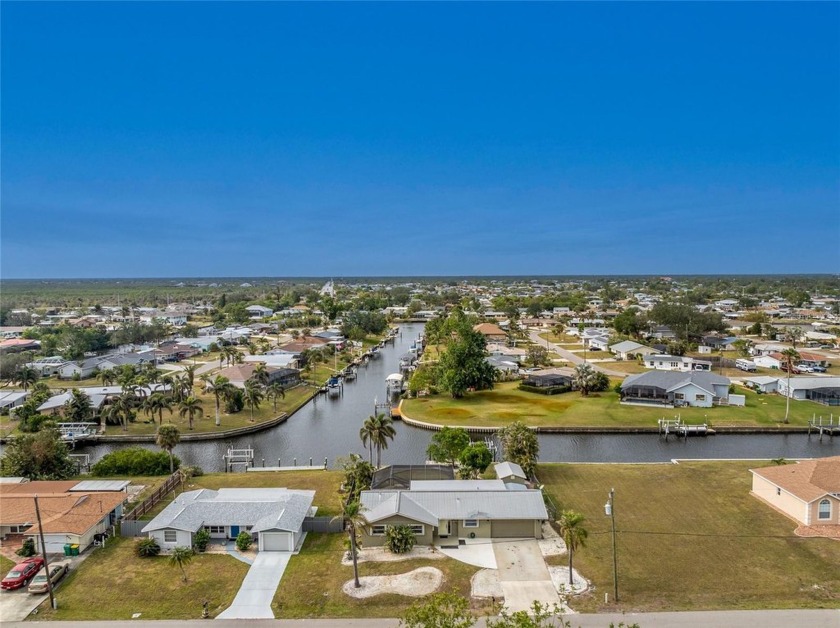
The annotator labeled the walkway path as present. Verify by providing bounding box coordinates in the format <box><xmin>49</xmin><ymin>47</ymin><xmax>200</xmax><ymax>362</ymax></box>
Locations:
<box><xmin>529</xmin><ymin>331</ymin><xmax>626</xmax><ymax>377</ymax></box>
<box><xmin>216</xmin><ymin>553</ymin><xmax>290</xmax><ymax>619</ymax></box>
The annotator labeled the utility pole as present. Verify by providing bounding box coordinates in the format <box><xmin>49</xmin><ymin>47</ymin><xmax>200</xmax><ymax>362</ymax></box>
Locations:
<box><xmin>604</xmin><ymin>488</ymin><xmax>619</xmax><ymax>603</ymax></box>
<box><xmin>34</xmin><ymin>495</ymin><xmax>57</xmax><ymax>610</ymax></box>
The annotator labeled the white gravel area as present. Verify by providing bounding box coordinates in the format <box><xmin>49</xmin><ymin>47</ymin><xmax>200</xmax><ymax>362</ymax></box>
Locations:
<box><xmin>549</xmin><ymin>566</ymin><xmax>589</xmax><ymax>597</ymax></box>
<box><xmin>342</xmin><ymin>566</ymin><xmax>444</xmax><ymax>599</ymax></box>
<box><xmin>471</xmin><ymin>568</ymin><xmax>503</xmax><ymax>599</ymax></box>
<box><xmin>341</xmin><ymin>545</ymin><xmax>444</xmax><ymax>565</ymax></box>
<box><xmin>539</xmin><ymin>522</ymin><xmax>567</xmax><ymax>557</ymax></box>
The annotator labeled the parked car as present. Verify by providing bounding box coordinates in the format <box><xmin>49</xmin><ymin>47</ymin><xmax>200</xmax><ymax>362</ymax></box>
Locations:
<box><xmin>1</xmin><ymin>557</ymin><xmax>45</xmax><ymax>590</ymax></box>
<box><xmin>28</xmin><ymin>561</ymin><xmax>70</xmax><ymax>594</ymax></box>
<box><xmin>811</xmin><ymin>365</ymin><xmax>827</xmax><ymax>373</ymax></box>
<box><xmin>796</xmin><ymin>364</ymin><xmax>815</xmax><ymax>373</ymax></box>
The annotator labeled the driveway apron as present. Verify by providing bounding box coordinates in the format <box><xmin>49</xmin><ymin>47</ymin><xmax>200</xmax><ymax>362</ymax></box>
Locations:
<box><xmin>216</xmin><ymin>553</ymin><xmax>290</xmax><ymax>619</ymax></box>
<box><xmin>493</xmin><ymin>539</ymin><xmax>561</xmax><ymax>613</ymax></box>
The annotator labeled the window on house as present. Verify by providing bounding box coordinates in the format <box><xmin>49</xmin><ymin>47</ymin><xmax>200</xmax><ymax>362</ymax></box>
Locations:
<box><xmin>409</xmin><ymin>525</ymin><xmax>424</xmax><ymax>535</ymax></box>
<box><xmin>463</xmin><ymin>519</ymin><xmax>479</xmax><ymax>528</ymax></box>
<box><xmin>204</xmin><ymin>525</ymin><xmax>225</xmax><ymax>534</ymax></box>
<box><xmin>696</xmin><ymin>394</ymin><xmax>706</xmax><ymax>401</ymax></box>
<box><xmin>371</xmin><ymin>525</ymin><xmax>386</xmax><ymax>535</ymax></box>
<box><xmin>818</xmin><ymin>499</ymin><xmax>831</xmax><ymax>520</ymax></box>
<box><xmin>674</xmin><ymin>393</ymin><xmax>685</xmax><ymax>400</ymax></box>
<box><xmin>671</xmin><ymin>362</ymin><xmax>679</xmax><ymax>368</ymax></box>
<box><xmin>164</xmin><ymin>530</ymin><xmax>177</xmax><ymax>543</ymax></box>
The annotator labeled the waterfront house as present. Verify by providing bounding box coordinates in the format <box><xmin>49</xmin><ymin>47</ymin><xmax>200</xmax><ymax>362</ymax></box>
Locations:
<box><xmin>217</xmin><ymin>363</ymin><xmax>301</xmax><ymax>389</ymax></box>
<box><xmin>142</xmin><ymin>488</ymin><xmax>315</xmax><ymax>552</ymax></box>
<box><xmin>750</xmin><ymin>457</ymin><xmax>840</xmax><ymax>527</ymax></box>
<box><xmin>776</xmin><ymin>377</ymin><xmax>840</xmax><ymax>405</ymax></box>
<box><xmin>620</xmin><ymin>371</ymin><xmax>732</xmax><ymax>408</ymax></box>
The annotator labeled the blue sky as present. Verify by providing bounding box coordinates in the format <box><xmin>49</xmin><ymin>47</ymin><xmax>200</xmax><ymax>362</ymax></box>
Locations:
<box><xmin>2</xmin><ymin>2</ymin><xmax>838</xmax><ymax>278</ymax></box>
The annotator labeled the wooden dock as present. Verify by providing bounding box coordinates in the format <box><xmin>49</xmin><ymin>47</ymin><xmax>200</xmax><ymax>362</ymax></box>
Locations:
<box><xmin>658</xmin><ymin>417</ymin><xmax>715</xmax><ymax>439</ymax></box>
<box><xmin>808</xmin><ymin>416</ymin><xmax>839</xmax><ymax>441</ymax></box>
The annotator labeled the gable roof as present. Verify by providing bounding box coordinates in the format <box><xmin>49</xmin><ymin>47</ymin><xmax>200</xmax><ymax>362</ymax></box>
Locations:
<box><xmin>622</xmin><ymin>371</ymin><xmax>730</xmax><ymax>395</ymax></box>
<box><xmin>141</xmin><ymin>488</ymin><xmax>315</xmax><ymax>534</ymax></box>
<box><xmin>751</xmin><ymin>456</ymin><xmax>840</xmax><ymax>503</ymax></box>
<box><xmin>473</xmin><ymin>323</ymin><xmax>506</xmax><ymax>336</ymax></box>
<box><xmin>494</xmin><ymin>461</ymin><xmax>527</xmax><ymax>480</ymax></box>
<box><xmin>609</xmin><ymin>340</ymin><xmax>654</xmax><ymax>354</ymax></box>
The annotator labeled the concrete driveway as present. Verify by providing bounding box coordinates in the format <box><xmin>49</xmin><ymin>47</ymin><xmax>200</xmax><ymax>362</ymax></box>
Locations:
<box><xmin>493</xmin><ymin>539</ymin><xmax>561</xmax><ymax>613</ymax></box>
<box><xmin>216</xmin><ymin>553</ymin><xmax>290</xmax><ymax>619</ymax></box>
<box><xmin>0</xmin><ymin>587</ymin><xmax>49</xmax><ymax>622</ymax></box>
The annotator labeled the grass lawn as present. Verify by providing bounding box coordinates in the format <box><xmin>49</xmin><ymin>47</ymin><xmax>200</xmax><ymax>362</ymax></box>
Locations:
<box><xmin>137</xmin><ymin>470</ymin><xmax>344</xmax><ymax>521</ymax></box>
<box><xmin>402</xmin><ymin>381</ymin><xmax>827</xmax><ymax>428</ymax></box>
<box><xmin>539</xmin><ymin>461</ymin><xmax>840</xmax><ymax>612</ymax></box>
<box><xmin>273</xmin><ymin>532</ymin><xmax>490</xmax><ymax>618</ymax></box>
<box><xmin>0</xmin><ymin>554</ymin><xmax>15</xmax><ymax>574</ymax></box>
<box><xmin>34</xmin><ymin>536</ymin><xmax>250</xmax><ymax>620</ymax></box>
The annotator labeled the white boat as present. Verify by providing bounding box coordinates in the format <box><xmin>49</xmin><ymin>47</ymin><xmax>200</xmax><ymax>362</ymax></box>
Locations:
<box><xmin>386</xmin><ymin>373</ymin><xmax>405</xmax><ymax>395</ymax></box>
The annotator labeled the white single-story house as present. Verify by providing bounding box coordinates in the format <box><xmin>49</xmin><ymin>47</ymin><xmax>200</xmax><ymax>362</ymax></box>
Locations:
<box><xmin>753</xmin><ymin>353</ymin><xmax>783</xmax><ymax>370</ymax></box>
<box><xmin>26</xmin><ymin>356</ymin><xmax>69</xmax><ymax>377</ymax></box>
<box><xmin>359</xmin><ymin>480</ymin><xmax>548</xmax><ymax>547</ymax></box>
<box><xmin>142</xmin><ymin>488</ymin><xmax>315</xmax><ymax>552</ymax></box>
<box><xmin>750</xmin><ymin>456</ymin><xmax>840</xmax><ymax>527</ymax></box>
<box><xmin>776</xmin><ymin>377</ymin><xmax>840</xmax><ymax>405</ymax></box>
<box><xmin>645</xmin><ymin>354</ymin><xmax>712</xmax><ymax>372</ymax></box>
<box><xmin>621</xmin><ymin>371</ymin><xmax>733</xmax><ymax>408</ymax></box>
<box><xmin>608</xmin><ymin>340</ymin><xmax>657</xmax><ymax>360</ymax></box>
<box><xmin>0</xmin><ymin>391</ymin><xmax>29</xmax><ymax>412</ymax></box>
<box><xmin>742</xmin><ymin>376</ymin><xmax>780</xmax><ymax>394</ymax></box>
<box><xmin>587</xmin><ymin>335</ymin><xmax>610</xmax><ymax>351</ymax></box>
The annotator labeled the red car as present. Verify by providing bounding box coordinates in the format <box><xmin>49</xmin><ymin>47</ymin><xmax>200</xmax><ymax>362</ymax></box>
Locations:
<box><xmin>1</xmin><ymin>557</ymin><xmax>45</xmax><ymax>590</ymax></box>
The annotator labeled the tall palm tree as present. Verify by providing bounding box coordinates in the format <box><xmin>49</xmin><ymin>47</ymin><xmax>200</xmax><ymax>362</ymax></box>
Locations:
<box><xmin>265</xmin><ymin>382</ymin><xmax>285</xmax><ymax>412</ymax></box>
<box><xmin>242</xmin><ymin>382</ymin><xmax>263</xmax><ymax>423</ymax></box>
<box><xmin>178</xmin><ymin>396</ymin><xmax>204</xmax><ymax>430</ymax></box>
<box><xmin>103</xmin><ymin>392</ymin><xmax>137</xmax><ymax>431</ymax></box>
<box><xmin>359</xmin><ymin>415</ymin><xmax>377</xmax><ymax>464</ymax></box>
<box><xmin>201</xmin><ymin>375</ymin><xmax>235</xmax><ymax>426</ymax></box>
<box><xmin>557</xmin><ymin>510</ymin><xmax>588</xmax><ymax>586</ymax></box>
<box><xmin>156</xmin><ymin>424</ymin><xmax>181</xmax><ymax>474</ymax></box>
<box><xmin>781</xmin><ymin>348</ymin><xmax>800</xmax><ymax>424</ymax></box>
<box><xmin>369</xmin><ymin>413</ymin><xmax>396</xmax><ymax>468</ymax></box>
<box><xmin>332</xmin><ymin>501</ymin><xmax>366</xmax><ymax>588</ymax></box>
<box><xmin>182</xmin><ymin>364</ymin><xmax>198</xmax><ymax>391</ymax></box>
<box><xmin>251</xmin><ymin>364</ymin><xmax>270</xmax><ymax>388</ymax></box>
<box><xmin>168</xmin><ymin>546</ymin><xmax>194</xmax><ymax>582</ymax></box>
<box><xmin>64</xmin><ymin>388</ymin><xmax>93</xmax><ymax>422</ymax></box>
<box><xmin>142</xmin><ymin>361</ymin><xmax>159</xmax><ymax>384</ymax></box>
<box><xmin>13</xmin><ymin>366</ymin><xmax>38</xmax><ymax>391</ymax></box>
<box><xmin>144</xmin><ymin>392</ymin><xmax>173</xmax><ymax>425</ymax></box>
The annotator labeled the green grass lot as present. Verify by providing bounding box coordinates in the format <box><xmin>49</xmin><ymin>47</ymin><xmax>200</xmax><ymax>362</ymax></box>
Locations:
<box><xmin>273</xmin><ymin>532</ymin><xmax>491</xmax><ymax>618</ymax></box>
<box><xmin>401</xmin><ymin>381</ymin><xmax>827</xmax><ymax>428</ymax></box>
<box><xmin>137</xmin><ymin>469</ymin><xmax>342</xmax><ymax>522</ymax></box>
<box><xmin>537</xmin><ymin>332</ymin><xmax>580</xmax><ymax>346</ymax></box>
<box><xmin>0</xmin><ymin>554</ymin><xmax>15</xmax><ymax>574</ymax></box>
<box><xmin>539</xmin><ymin>462</ymin><xmax>840</xmax><ymax>612</ymax></box>
<box><xmin>34</xmin><ymin>536</ymin><xmax>249</xmax><ymax>620</ymax></box>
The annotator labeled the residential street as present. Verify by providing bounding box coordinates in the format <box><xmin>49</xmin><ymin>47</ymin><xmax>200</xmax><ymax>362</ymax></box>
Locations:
<box><xmin>528</xmin><ymin>331</ymin><xmax>626</xmax><ymax>377</ymax></box>
<box><xmin>9</xmin><ymin>609</ymin><xmax>840</xmax><ymax>627</ymax></box>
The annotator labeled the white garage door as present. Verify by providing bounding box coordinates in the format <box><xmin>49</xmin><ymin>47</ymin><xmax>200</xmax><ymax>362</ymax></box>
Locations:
<box><xmin>261</xmin><ymin>532</ymin><xmax>293</xmax><ymax>551</ymax></box>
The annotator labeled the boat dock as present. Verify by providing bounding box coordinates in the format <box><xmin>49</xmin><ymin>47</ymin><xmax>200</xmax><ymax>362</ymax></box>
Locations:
<box><xmin>223</xmin><ymin>446</ymin><xmax>255</xmax><ymax>471</ymax></box>
<box><xmin>246</xmin><ymin>456</ymin><xmax>329</xmax><ymax>471</ymax></box>
<box><xmin>658</xmin><ymin>417</ymin><xmax>715</xmax><ymax>439</ymax></box>
<box><xmin>808</xmin><ymin>416</ymin><xmax>839</xmax><ymax>441</ymax></box>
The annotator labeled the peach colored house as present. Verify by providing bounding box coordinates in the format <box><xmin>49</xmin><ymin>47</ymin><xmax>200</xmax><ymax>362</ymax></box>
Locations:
<box><xmin>750</xmin><ymin>456</ymin><xmax>840</xmax><ymax>527</ymax></box>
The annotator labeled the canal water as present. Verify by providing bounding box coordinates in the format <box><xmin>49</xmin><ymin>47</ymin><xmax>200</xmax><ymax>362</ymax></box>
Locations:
<box><xmin>76</xmin><ymin>323</ymin><xmax>838</xmax><ymax>471</ymax></box>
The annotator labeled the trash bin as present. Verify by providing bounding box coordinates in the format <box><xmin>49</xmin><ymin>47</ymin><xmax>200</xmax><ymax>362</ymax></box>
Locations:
<box><xmin>70</xmin><ymin>544</ymin><xmax>80</xmax><ymax>556</ymax></box>
<box><xmin>63</xmin><ymin>544</ymin><xmax>72</xmax><ymax>556</ymax></box>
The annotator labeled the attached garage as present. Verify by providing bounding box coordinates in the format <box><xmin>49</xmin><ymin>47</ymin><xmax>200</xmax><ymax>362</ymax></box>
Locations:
<box><xmin>260</xmin><ymin>531</ymin><xmax>294</xmax><ymax>552</ymax></box>
<box><xmin>491</xmin><ymin>520</ymin><xmax>536</xmax><ymax>538</ymax></box>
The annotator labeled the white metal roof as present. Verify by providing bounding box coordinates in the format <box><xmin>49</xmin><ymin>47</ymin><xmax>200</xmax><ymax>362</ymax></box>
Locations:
<box><xmin>494</xmin><ymin>461</ymin><xmax>527</xmax><ymax>480</ymax></box>
<box><xmin>70</xmin><ymin>480</ymin><xmax>130</xmax><ymax>492</ymax></box>
<box><xmin>410</xmin><ymin>480</ymin><xmax>506</xmax><ymax>491</ymax></box>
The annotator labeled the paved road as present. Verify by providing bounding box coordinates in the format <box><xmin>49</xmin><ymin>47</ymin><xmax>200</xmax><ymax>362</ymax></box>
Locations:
<box><xmin>216</xmin><ymin>552</ymin><xmax>290</xmax><ymax>619</ymax></box>
<box><xmin>529</xmin><ymin>331</ymin><xmax>626</xmax><ymax>377</ymax></box>
<box><xmin>10</xmin><ymin>609</ymin><xmax>840</xmax><ymax>627</ymax></box>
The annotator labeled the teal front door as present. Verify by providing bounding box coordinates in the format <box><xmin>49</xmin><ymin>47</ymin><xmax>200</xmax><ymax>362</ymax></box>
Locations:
<box><xmin>230</xmin><ymin>526</ymin><xmax>240</xmax><ymax>538</ymax></box>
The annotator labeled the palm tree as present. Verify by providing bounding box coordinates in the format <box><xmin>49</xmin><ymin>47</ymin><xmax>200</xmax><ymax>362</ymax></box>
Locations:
<box><xmin>13</xmin><ymin>366</ymin><xmax>38</xmax><ymax>391</ymax></box>
<box><xmin>265</xmin><ymin>382</ymin><xmax>285</xmax><ymax>412</ymax></box>
<box><xmin>178</xmin><ymin>396</ymin><xmax>204</xmax><ymax>430</ymax></box>
<box><xmin>359</xmin><ymin>415</ymin><xmax>377</xmax><ymax>464</ymax></box>
<box><xmin>156</xmin><ymin>424</ymin><xmax>181</xmax><ymax>473</ymax></box>
<box><xmin>572</xmin><ymin>363</ymin><xmax>598</xmax><ymax>397</ymax></box>
<box><xmin>332</xmin><ymin>501</ymin><xmax>366</xmax><ymax>588</ymax></box>
<box><xmin>103</xmin><ymin>392</ymin><xmax>137</xmax><ymax>431</ymax></box>
<box><xmin>369</xmin><ymin>413</ymin><xmax>396</xmax><ymax>468</ymax></box>
<box><xmin>251</xmin><ymin>364</ymin><xmax>270</xmax><ymax>388</ymax></box>
<box><xmin>557</xmin><ymin>510</ymin><xmax>588</xmax><ymax>586</ymax></box>
<box><xmin>182</xmin><ymin>364</ymin><xmax>198</xmax><ymax>391</ymax></box>
<box><xmin>144</xmin><ymin>392</ymin><xmax>173</xmax><ymax>425</ymax></box>
<box><xmin>142</xmin><ymin>361</ymin><xmax>159</xmax><ymax>384</ymax></box>
<box><xmin>201</xmin><ymin>375</ymin><xmax>234</xmax><ymax>427</ymax></box>
<box><xmin>242</xmin><ymin>382</ymin><xmax>263</xmax><ymax>423</ymax></box>
<box><xmin>64</xmin><ymin>388</ymin><xmax>93</xmax><ymax>422</ymax></box>
<box><xmin>781</xmin><ymin>348</ymin><xmax>800</xmax><ymax>424</ymax></box>
<box><xmin>98</xmin><ymin>369</ymin><xmax>116</xmax><ymax>387</ymax></box>
<box><xmin>168</xmin><ymin>546</ymin><xmax>194</xmax><ymax>582</ymax></box>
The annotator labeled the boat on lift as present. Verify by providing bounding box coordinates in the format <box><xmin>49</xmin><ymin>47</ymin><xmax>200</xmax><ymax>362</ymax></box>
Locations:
<box><xmin>386</xmin><ymin>373</ymin><xmax>405</xmax><ymax>395</ymax></box>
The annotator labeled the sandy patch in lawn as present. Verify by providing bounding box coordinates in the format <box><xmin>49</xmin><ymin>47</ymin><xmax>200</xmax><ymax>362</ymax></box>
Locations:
<box><xmin>549</xmin><ymin>566</ymin><xmax>589</xmax><ymax>597</ymax></box>
<box><xmin>341</xmin><ymin>545</ymin><xmax>444</xmax><ymax>565</ymax></box>
<box><xmin>342</xmin><ymin>566</ymin><xmax>444</xmax><ymax>599</ymax></box>
<box><xmin>539</xmin><ymin>522</ymin><xmax>567</xmax><ymax>557</ymax></box>
<box><xmin>471</xmin><ymin>568</ymin><xmax>503</xmax><ymax>599</ymax></box>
